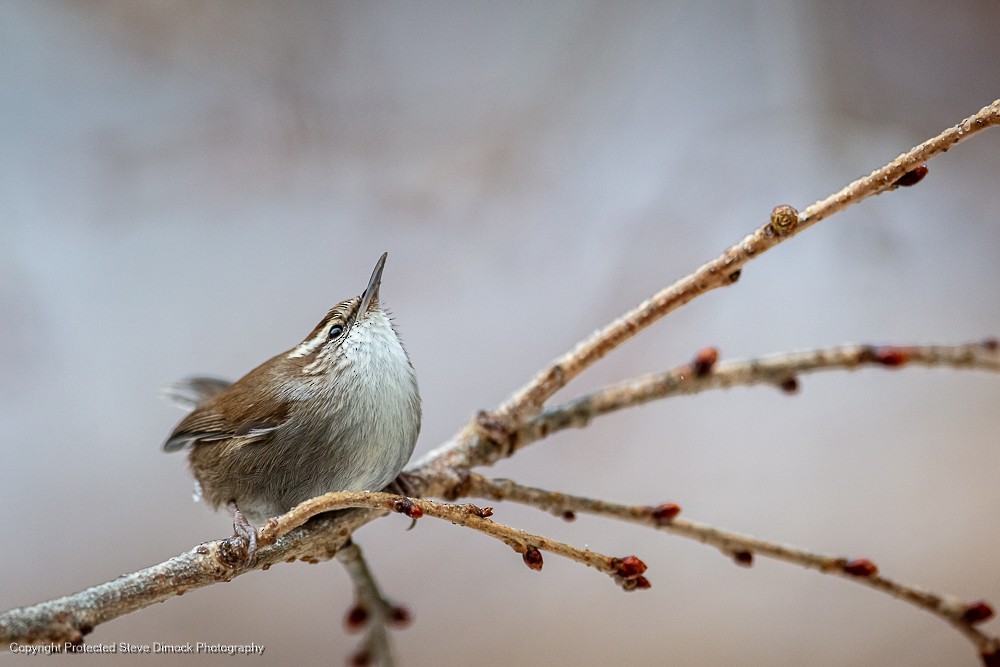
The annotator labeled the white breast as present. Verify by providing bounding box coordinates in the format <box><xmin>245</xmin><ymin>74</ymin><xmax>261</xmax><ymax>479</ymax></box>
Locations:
<box><xmin>334</xmin><ymin>309</ymin><xmax>421</xmax><ymax>489</ymax></box>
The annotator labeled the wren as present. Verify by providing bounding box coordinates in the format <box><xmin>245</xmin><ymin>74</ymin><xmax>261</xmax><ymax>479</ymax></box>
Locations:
<box><xmin>163</xmin><ymin>252</ymin><xmax>421</xmax><ymax>554</ymax></box>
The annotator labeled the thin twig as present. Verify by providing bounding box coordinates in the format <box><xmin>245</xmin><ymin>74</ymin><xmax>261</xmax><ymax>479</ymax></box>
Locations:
<box><xmin>1</xmin><ymin>100</ymin><xmax>998</xmax><ymax>659</ymax></box>
<box><xmin>261</xmin><ymin>491</ymin><xmax>650</xmax><ymax>591</ymax></box>
<box><xmin>336</xmin><ymin>542</ymin><xmax>402</xmax><ymax>667</ymax></box>
<box><xmin>461</xmin><ymin>474</ymin><xmax>1000</xmax><ymax>658</ymax></box>
<box><xmin>492</xmin><ymin>340</ymin><xmax>1000</xmax><ymax>458</ymax></box>
<box><xmin>417</xmin><ymin>99</ymin><xmax>1000</xmax><ymax>478</ymax></box>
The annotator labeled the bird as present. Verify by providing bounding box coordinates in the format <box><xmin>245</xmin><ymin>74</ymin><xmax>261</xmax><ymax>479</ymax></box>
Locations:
<box><xmin>162</xmin><ymin>252</ymin><xmax>421</xmax><ymax>557</ymax></box>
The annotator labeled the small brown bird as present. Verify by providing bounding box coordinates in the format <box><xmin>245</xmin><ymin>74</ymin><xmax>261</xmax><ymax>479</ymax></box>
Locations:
<box><xmin>163</xmin><ymin>253</ymin><xmax>421</xmax><ymax>553</ymax></box>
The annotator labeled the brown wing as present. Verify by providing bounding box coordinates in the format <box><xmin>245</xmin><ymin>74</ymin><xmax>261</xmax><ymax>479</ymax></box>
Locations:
<box><xmin>162</xmin><ymin>403</ymin><xmax>290</xmax><ymax>452</ymax></box>
<box><xmin>161</xmin><ymin>361</ymin><xmax>294</xmax><ymax>452</ymax></box>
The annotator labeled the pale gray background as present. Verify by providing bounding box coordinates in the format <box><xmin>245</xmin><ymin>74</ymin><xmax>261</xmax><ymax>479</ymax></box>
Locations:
<box><xmin>2</xmin><ymin>2</ymin><xmax>999</xmax><ymax>666</ymax></box>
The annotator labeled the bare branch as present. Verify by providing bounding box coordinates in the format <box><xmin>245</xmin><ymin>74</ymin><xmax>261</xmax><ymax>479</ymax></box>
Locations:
<box><xmin>262</xmin><ymin>491</ymin><xmax>650</xmax><ymax>591</ymax></box>
<box><xmin>2</xmin><ymin>100</ymin><xmax>998</xmax><ymax>662</ymax></box>
<box><xmin>416</xmin><ymin>99</ymin><xmax>1000</xmax><ymax>479</ymax></box>
<box><xmin>0</xmin><ymin>509</ymin><xmax>377</xmax><ymax>646</ymax></box>
<box><xmin>461</xmin><ymin>474</ymin><xmax>1000</xmax><ymax>658</ymax></box>
<box><xmin>337</xmin><ymin>542</ymin><xmax>406</xmax><ymax>667</ymax></box>
<box><xmin>494</xmin><ymin>340</ymin><xmax>1000</xmax><ymax>459</ymax></box>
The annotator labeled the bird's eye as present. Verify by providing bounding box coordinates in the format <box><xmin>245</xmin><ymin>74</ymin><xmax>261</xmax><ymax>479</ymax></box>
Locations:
<box><xmin>328</xmin><ymin>324</ymin><xmax>344</xmax><ymax>339</ymax></box>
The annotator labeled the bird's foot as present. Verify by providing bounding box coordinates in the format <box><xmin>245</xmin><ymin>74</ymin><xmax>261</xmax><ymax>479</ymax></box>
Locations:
<box><xmin>387</xmin><ymin>471</ymin><xmax>423</xmax><ymax>498</ymax></box>
<box><xmin>227</xmin><ymin>500</ymin><xmax>258</xmax><ymax>564</ymax></box>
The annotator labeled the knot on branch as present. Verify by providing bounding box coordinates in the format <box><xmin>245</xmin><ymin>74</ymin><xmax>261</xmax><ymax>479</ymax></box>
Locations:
<box><xmin>769</xmin><ymin>204</ymin><xmax>800</xmax><ymax>236</ymax></box>
<box><xmin>217</xmin><ymin>537</ymin><xmax>254</xmax><ymax>570</ymax></box>
<box><xmin>475</xmin><ymin>410</ymin><xmax>520</xmax><ymax>458</ymax></box>
<box><xmin>439</xmin><ymin>468</ymin><xmax>473</xmax><ymax>501</ymax></box>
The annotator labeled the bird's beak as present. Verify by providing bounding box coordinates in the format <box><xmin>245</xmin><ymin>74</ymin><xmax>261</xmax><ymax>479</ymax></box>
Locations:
<box><xmin>359</xmin><ymin>252</ymin><xmax>387</xmax><ymax>315</ymax></box>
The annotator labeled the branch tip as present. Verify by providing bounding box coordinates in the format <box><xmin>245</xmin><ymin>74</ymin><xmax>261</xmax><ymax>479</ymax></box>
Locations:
<box><xmin>613</xmin><ymin>555</ymin><xmax>648</xmax><ymax>580</ymax></box>
<box><xmin>963</xmin><ymin>602</ymin><xmax>995</xmax><ymax>625</ymax></box>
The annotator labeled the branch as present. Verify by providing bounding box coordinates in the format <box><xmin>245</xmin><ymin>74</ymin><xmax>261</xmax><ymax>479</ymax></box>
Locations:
<box><xmin>489</xmin><ymin>340</ymin><xmax>1000</xmax><ymax>459</ymax></box>
<box><xmin>261</xmin><ymin>491</ymin><xmax>650</xmax><ymax>591</ymax></box>
<box><xmin>461</xmin><ymin>474</ymin><xmax>1000</xmax><ymax>659</ymax></box>
<box><xmin>0</xmin><ymin>509</ymin><xmax>377</xmax><ymax>646</ymax></box>
<box><xmin>417</xmin><ymin>99</ymin><xmax>1000</xmax><ymax>478</ymax></box>
<box><xmin>2</xmin><ymin>100</ymin><xmax>998</xmax><ymax>658</ymax></box>
<box><xmin>337</xmin><ymin>541</ymin><xmax>410</xmax><ymax>667</ymax></box>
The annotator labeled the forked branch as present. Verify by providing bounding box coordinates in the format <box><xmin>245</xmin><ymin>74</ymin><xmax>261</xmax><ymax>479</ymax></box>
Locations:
<box><xmin>2</xmin><ymin>99</ymin><xmax>998</xmax><ymax>665</ymax></box>
<box><xmin>262</xmin><ymin>491</ymin><xmax>651</xmax><ymax>591</ymax></box>
<box><xmin>337</xmin><ymin>541</ymin><xmax>411</xmax><ymax>667</ymax></box>
<box><xmin>460</xmin><ymin>474</ymin><xmax>1000</xmax><ymax>659</ymax></box>
<box><xmin>492</xmin><ymin>340</ymin><xmax>1000</xmax><ymax>460</ymax></box>
<box><xmin>418</xmin><ymin>99</ymin><xmax>1000</xmax><ymax>478</ymax></box>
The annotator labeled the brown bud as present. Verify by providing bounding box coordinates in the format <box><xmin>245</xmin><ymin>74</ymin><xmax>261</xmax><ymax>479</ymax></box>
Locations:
<box><xmin>522</xmin><ymin>546</ymin><xmax>544</xmax><ymax>571</ymax></box>
<box><xmin>651</xmin><ymin>503</ymin><xmax>681</xmax><ymax>524</ymax></box>
<box><xmin>345</xmin><ymin>606</ymin><xmax>369</xmax><ymax>632</ymax></box>
<box><xmin>843</xmin><ymin>558</ymin><xmax>878</xmax><ymax>577</ymax></box>
<box><xmin>389</xmin><ymin>605</ymin><xmax>413</xmax><ymax>628</ymax></box>
<box><xmin>562</xmin><ymin>511</ymin><xmax>577</xmax><ymax>522</ymax></box>
<box><xmin>982</xmin><ymin>338</ymin><xmax>999</xmax><ymax>352</ymax></box>
<box><xmin>350</xmin><ymin>649</ymin><xmax>372</xmax><ymax>666</ymax></box>
<box><xmin>961</xmin><ymin>601</ymin><xmax>994</xmax><ymax>624</ymax></box>
<box><xmin>614</xmin><ymin>555</ymin><xmax>648</xmax><ymax>579</ymax></box>
<box><xmin>770</xmin><ymin>204</ymin><xmax>799</xmax><ymax>235</ymax></box>
<box><xmin>727</xmin><ymin>269</ymin><xmax>742</xmax><ymax>284</ymax></box>
<box><xmin>692</xmin><ymin>347</ymin><xmax>719</xmax><ymax>377</ymax></box>
<box><xmin>873</xmin><ymin>347</ymin><xmax>909</xmax><ymax>367</ymax></box>
<box><xmin>392</xmin><ymin>499</ymin><xmax>423</xmax><ymax>519</ymax></box>
<box><xmin>732</xmin><ymin>550</ymin><xmax>754</xmax><ymax>567</ymax></box>
<box><xmin>894</xmin><ymin>164</ymin><xmax>928</xmax><ymax>187</ymax></box>
<box><xmin>779</xmin><ymin>377</ymin><xmax>799</xmax><ymax>394</ymax></box>
<box><xmin>632</xmin><ymin>576</ymin><xmax>652</xmax><ymax>590</ymax></box>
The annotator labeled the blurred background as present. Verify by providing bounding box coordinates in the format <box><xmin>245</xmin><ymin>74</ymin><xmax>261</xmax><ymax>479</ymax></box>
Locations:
<box><xmin>2</xmin><ymin>2</ymin><xmax>999</xmax><ymax>665</ymax></box>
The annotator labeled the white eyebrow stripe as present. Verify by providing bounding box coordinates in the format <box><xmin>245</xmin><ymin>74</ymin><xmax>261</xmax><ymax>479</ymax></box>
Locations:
<box><xmin>287</xmin><ymin>329</ymin><xmax>329</xmax><ymax>359</ymax></box>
